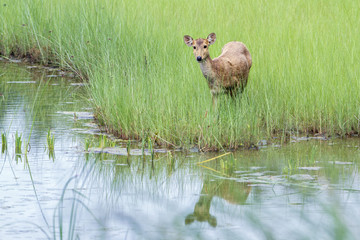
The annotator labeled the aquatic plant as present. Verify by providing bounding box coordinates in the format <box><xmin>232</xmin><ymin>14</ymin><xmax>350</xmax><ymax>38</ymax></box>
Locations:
<box><xmin>46</xmin><ymin>129</ymin><xmax>55</xmax><ymax>159</ymax></box>
<box><xmin>14</xmin><ymin>131</ymin><xmax>22</xmax><ymax>155</ymax></box>
<box><xmin>1</xmin><ymin>0</ymin><xmax>360</xmax><ymax>149</ymax></box>
<box><xmin>1</xmin><ymin>133</ymin><xmax>7</xmax><ymax>153</ymax></box>
<box><xmin>141</xmin><ymin>133</ymin><xmax>147</xmax><ymax>157</ymax></box>
<box><xmin>84</xmin><ymin>138</ymin><xmax>91</xmax><ymax>152</ymax></box>
<box><xmin>47</xmin><ymin>129</ymin><xmax>55</xmax><ymax>149</ymax></box>
<box><xmin>126</xmin><ymin>140</ymin><xmax>131</xmax><ymax>156</ymax></box>
<box><xmin>98</xmin><ymin>135</ymin><xmax>115</xmax><ymax>148</ymax></box>
<box><xmin>148</xmin><ymin>138</ymin><xmax>154</xmax><ymax>161</ymax></box>
<box><xmin>167</xmin><ymin>151</ymin><xmax>174</xmax><ymax>165</ymax></box>
<box><xmin>166</xmin><ymin>151</ymin><xmax>175</xmax><ymax>175</ymax></box>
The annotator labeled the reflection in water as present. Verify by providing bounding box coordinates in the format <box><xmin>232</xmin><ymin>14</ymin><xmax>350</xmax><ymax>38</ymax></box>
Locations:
<box><xmin>1</xmin><ymin>61</ymin><xmax>360</xmax><ymax>239</ymax></box>
<box><xmin>186</xmin><ymin>179</ymin><xmax>251</xmax><ymax>227</ymax></box>
<box><xmin>0</xmin><ymin>62</ymin><xmax>94</xmax><ymax>239</ymax></box>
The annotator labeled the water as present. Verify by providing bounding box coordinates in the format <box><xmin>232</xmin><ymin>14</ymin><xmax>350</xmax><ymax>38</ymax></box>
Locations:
<box><xmin>1</xmin><ymin>62</ymin><xmax>360</xmax><ymax>240</ymax></box>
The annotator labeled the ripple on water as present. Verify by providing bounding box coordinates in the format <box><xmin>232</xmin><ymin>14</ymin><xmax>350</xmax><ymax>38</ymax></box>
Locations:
<box><xmin>7</xmin><ymin>81</ymin><xmax>36</xmax><ymax>84</ymax></box>
<box><xmin>2</xmin><ymin>62</ymin><xmax>360</xmax><ymax>240</ymax></box>
<box><xmin>88</xmin><ymin>147</ymin><xmax>167</xmax><ymax>156</ymax></box>
<box><xmin>289</xmin><ymin>174</ymin><xmax>315</xmax><ymax>181</ymax></box>
<box><xmin>57</xmin><ymin>111</ymin><xmax>94</xmax><ymax>119</ymax></box>
<box><xmin>298</xmin><ymin>167</ymin><xmax>322</xmax><ymax>171</ymax></box>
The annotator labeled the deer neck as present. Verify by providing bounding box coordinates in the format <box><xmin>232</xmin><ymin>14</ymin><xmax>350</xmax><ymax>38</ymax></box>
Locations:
<box><xmin>194</xmin><ymin>194</ymin><xmax>213</xmax><ymax>217</ymax></box>
<box><xmin>199</xmin><ymin>56</ymin><xmax>215</xmax><ymax>81</ymax></box>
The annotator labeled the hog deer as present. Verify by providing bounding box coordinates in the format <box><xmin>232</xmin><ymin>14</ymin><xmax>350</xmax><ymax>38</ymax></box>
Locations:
<box><xmin>185</xmin><ymin>179</ymin><xmax>251</xmax><ymax>227</ymax></box>
<box><xmin>183</xmin><ymin>33</ymin><xmax>252</xmax><ymax>106</ymax></box>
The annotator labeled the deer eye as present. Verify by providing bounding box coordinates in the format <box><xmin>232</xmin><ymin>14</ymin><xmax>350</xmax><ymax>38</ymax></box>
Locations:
<box><xmin>204</xmin><ymin>45</ymin><xmax>207</xmax><ymax>49</ymax></box>
<box><xmin>193</xmin><ymin>46</ymin><xmax>196</xmax><ymax>49</ymax></box>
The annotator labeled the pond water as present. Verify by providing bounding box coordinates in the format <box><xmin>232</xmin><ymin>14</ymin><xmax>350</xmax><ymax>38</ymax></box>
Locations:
<box><xmin>1</xmin><ymin>62</ymin><xmax>360</xmax><ymax>240</ymax></box>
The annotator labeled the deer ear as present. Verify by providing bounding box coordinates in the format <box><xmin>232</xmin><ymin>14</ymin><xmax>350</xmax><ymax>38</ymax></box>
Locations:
<box><xmin>207</xmin><ymin>33</ymin><xmax>216</xmax><ymax>45</ymax></box>
<box><xmin>184</xmin><ymin>35</ymin><xmax>194</xmax><ymax>47</ymax></box>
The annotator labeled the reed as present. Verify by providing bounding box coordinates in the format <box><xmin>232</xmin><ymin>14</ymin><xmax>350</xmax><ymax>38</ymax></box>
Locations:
<box><xmin>1</xmin><ymin>0</ymin><xmax>360</xmax><ymax>149</ymax></box>
<box><xmin>148</xmin><ymin>138</ymin><xmax>154</xmax><ymax>161</ymax></box>
<box><xmin>1</xmin><ymin>133</ymin><xmax>7</xmax><ymax>153</ymax></box>
<box><xmin>14</xmin><ymin>131</ymin><xmax>22</xmax><ymax>155</ymax></box>
<box><xmin>46</xmin><ymin>129</ymin><xmax>55</xmax><ymax>159</ymax></box>
<box><xmin>126</xmin><ymin>140</ymin><xmax>131</xmax><ymax>156</ymax></box>
<box><xmin>84</xmin><ymin>138</ymin><xmax>91</xmax><ymax>152</ymax></box>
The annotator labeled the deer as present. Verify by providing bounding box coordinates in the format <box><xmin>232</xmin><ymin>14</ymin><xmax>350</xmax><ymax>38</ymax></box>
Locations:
<box><xmin>183</xmin><ymin>33</ymin><xmax>252</xmax><ymax>107</ymax></box>
<box><xmin>185</xmin><ymin>179</ymin><xmax>251</xmax><ymax>227</ymax></box>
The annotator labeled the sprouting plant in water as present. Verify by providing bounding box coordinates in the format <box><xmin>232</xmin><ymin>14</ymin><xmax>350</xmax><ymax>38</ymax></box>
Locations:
<box><xmin>47</xmin><ymin>129</ymin><xmax>55</xmax><ymax>151</ymax></box>
<box><xmin>148</xmin><ymin>138</ymin><xmax>154</xmax><ymax>161</ymax></box>
<box><xmin>46</xmin><ymin>129</ymin><xmax>55</xmax><ymax>159</ymax></box>
<box><xmin>141</xmin><ymin>132</ymin><xmax>147</xmax><ymax>157</ymax></box>
<box><xmin>98</xmin><ymin>135</ymin><xmax>115</xmax><ymax>149</ymax></box>
<box><xmin>284</xmin><ymin>157</ymin><xmax>297</xmax><ymax>175</ymax></box>
<box><xmin>220</xmin><ymin>159</ymin><xmax>228</xmax><ymax>172</ymax></box>
<box><xmin>99</xmin><ymin>135</ymin><xmax>106</xmax><ymax>148</ymax></box>
<box><xmin>167</xmin><ymin>151</ymin><xmax>174</xmax><ymax>165</ymax></box>
<box><xmin>53</xmin><ymin>175</ymin><xmax>103</xmax><ymax>240</ymax></box>
<box><xmin>24</xmin><ymin>141</ymin><xmax>31</xmax><ymax>160</ymax></box>
<box><xmin>166</xmin><ymin>151</ymin><xmax>175</xmax><ymax>175</ymax></box>
<box><xmin>282</xmin><ymin>166</ymin><xmax>290</xmax><ymax>175</ymax></box>
<box><xmin>220</xmin><ymin>158</ymin><xmax>235</xmax><ymax>174</ymax></box>
<box><xmin>15</xmin><ymin>131</ymin><xmax>22</xmax><ymax>155</ymax></box>
<box><xmin>227</xmin><ymin>153</ymin><xmax>236</xmax><ymax>173</ymax></box>
<box><xmin>84</xmin><ymin>138</ymin><xmax>91</xmax><ymax>151</ymax></box>
<box><xmin>309</xmin><ymin>145</ymin><xmax>318</xmax><ymax>165</ymax></box>
<box><xmin>1</xmin><ymin>132</ymin><xmax>7</xmax><ymax>153</ymax></box>
<box><xmin>126</xmin><ymin>140</ymin><xmax>131</xmax><ymax>156</ymax></box>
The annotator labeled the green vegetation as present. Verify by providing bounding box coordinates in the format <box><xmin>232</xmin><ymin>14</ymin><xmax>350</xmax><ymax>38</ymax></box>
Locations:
<box><xmin>46</xmin><ymin>129</ymin><xmax>55</xmax><ymax>159</ymax></box>
<box><xmin>126</xmin><ymin>140</ymin><xmax>131</xmax><ymax>156</ymax></box>
<box><xmin>1</xmin><ymin>133</ymin><xmax>7</xmax><ymax>153</ymax></box>
<box><xmin>1</xmin><ymin>0</ymin><xmax>360</xmax><ymax>149</ymax></box>
<box><xmin>46</xmin><ymin>129</ymin><xmax>55</xmax><ymax>150</ymax></box>
<box><xmin>14</xmin><ymin>131</ymin><xmax>22</xmax><ymax>155</ymax></box>
<box><xmin>84</xmin><ymin>135</ymin><xmax>117</xmax><ymax>151</ymax></box>
<box><xmin>80</xmin><ymin>140</ymin><xmax>360</xmax><ymax>239</ymax></box>
<box><xmin>98</xmin><ymin>134</ymin><xmax>115</xmax><ymax>148</ymax></box>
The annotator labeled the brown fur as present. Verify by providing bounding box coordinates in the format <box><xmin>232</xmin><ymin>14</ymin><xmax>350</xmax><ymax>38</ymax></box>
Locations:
<box><xmin>184</xmin><ymin>33</ymin><xmax>252</xmax><ymax>106</ymax></box>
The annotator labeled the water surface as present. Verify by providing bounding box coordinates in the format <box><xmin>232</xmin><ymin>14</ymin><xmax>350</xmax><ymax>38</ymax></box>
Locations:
<box><xmin>1</xmin><ymin>62</ymin><xmax>360</xmax><ymax>240</ymax></box>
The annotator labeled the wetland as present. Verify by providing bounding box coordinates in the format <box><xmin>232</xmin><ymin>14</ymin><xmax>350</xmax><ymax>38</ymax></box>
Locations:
<box><xmin>1</xmin><ymin>62</ymin><xmax>360</xmax><ymax>239</ymax></box>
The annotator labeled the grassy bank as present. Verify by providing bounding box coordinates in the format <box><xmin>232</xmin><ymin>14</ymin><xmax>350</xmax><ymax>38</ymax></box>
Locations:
<box><xmin>1</xmin><ymin>0</ymin><xmax>360</xmax><ymax>149</ymax></box>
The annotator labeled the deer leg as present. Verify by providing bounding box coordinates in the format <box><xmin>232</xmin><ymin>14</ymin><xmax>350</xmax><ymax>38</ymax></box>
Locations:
<box><xmin>229</xmin><ymin>88</ymin><xmax>236</xmax><ymax>98</ymax></box>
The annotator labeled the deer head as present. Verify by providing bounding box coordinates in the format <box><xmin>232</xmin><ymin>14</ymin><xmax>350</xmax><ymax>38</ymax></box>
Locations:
<box><xmin>184</xmin><ymin>33</ymin><xmax>216</xmax><ymax>62</ymax></box>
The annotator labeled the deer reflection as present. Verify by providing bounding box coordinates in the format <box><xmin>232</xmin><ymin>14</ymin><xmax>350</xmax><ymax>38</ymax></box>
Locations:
<box><xmin>185</xmin><ymin>179</ymin><xmax>251</xmax><ymax>227</ymax></box>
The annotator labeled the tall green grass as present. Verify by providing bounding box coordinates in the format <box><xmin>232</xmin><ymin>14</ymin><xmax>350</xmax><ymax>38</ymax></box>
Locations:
<box><xmin>1</xmin><ymin>0</ymin><xmax>360</xmax><ymax>149</ymax></box>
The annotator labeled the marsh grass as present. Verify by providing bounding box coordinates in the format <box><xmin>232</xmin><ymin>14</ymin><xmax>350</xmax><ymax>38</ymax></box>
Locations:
<box><xmin>1</xmin><ymin>0</ymin><xmax>360</xmax><ymax>149</ymax></box>
<box><xmin>148</xmin><ymin>138</ymin><xmax>154</xmax><ymax>161</ymax></box>
<box><xmin>126</xmin><ymin>140</ymin><xmax>131</xmax><ymax>156</ymax></box>
<box><xmin>83</xmin><ymin>135</ymin><xmax>119</xmax><ymax>152</ymax></box>
<box><xmin>46</xmin><ymin>129</ymin><xmax>55</xmax><ymax>159</ymax></box>
<box><xmin>46</xmin><ymin>129</ymin><xmax>55</xmax><ymax>150</ymax></box>
<box><xmin>14</xmin><ymin>131</ymin><xmax>22</xmax><ymax>155</ymax></box>
<box><xmin>1</xmin><ymin>133</ymin><xmax>7</xmax><ymax>153</ymax></box>
<box><xmin>53</xmin><ymin>174</ymin><xmax>102</xmax><ymax>240</ymax></box>
<box><xmin>98</xmin><ymin>134</ymin><xmax>115</xmax><ymax>149</ymax></box>
<box><xmin>84</xmin><ymin>138</ymin><xmax>91</xmax><ymax>152</ymax></box>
